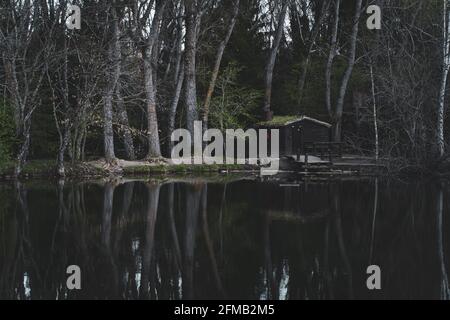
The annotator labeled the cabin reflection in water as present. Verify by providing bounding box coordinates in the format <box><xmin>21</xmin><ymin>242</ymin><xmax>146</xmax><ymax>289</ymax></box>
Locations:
<box><xmin>0</xmin><ymin>178</ymin><xmax>449</xmax><ymax>300</ymax></box>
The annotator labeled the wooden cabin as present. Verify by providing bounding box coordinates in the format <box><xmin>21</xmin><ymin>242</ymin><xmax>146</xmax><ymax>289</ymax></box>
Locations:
<box><xmin>256</xmin><ymin>116</ymin><xmax>332</xmax><ymax>157</ymax></box>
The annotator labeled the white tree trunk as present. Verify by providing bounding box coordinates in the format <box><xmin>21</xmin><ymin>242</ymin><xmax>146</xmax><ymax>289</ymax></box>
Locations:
<box><xmin>438</xmin><ymin>0</ymin><xmax>450</xmax><ymax>157</ymax></box>
<box><xmin>325</xmin><ymin>0</ymin><xmax>341</xmax><ymax>119</ymax></box>
<box><xmin>370</xmin><ymin>63</ymin><xmax>379</xmax><ymax>161</ymax></box>
<box><xmin>333</xmin><ymin>0</ymin><xmax>363</xmax><ymax>142</ymax></box>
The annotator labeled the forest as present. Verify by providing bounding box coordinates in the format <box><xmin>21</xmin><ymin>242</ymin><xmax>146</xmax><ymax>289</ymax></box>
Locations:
<box><xmin>1</xmin><ymin>0</ymin><xmax>450</xmax><ymax>177</ymax></box>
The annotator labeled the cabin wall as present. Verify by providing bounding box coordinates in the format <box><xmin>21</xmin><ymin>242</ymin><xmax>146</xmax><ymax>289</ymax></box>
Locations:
<box><xmin>300</xmin><ymin>121</ymin><xmax>331</xmax><ymax>144</ymax></box>
<box><xmin>290</xmin><ymin>121</ymin><xmax>331</xmax><ymax>156</ymax></box>
<box><xmin>255</xmin><ymin>119</ymin><xmax>331</xmax><ymax>157</ymax></box>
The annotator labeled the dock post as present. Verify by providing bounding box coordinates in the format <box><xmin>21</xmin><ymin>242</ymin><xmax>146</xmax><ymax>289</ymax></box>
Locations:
<box><xmin>305</xmin><ymin>152</ymin><xmax>309</xmax><ymax>171</ymax></box>
<box><xmin>329</xmin><ymin>145</ymin><xmax>333</xmax><ymax>165</ymax></box>
<box><xmin>299</xmin><ymin>129</ymin><xmax>304</xmax><ymax>162</ymax></box>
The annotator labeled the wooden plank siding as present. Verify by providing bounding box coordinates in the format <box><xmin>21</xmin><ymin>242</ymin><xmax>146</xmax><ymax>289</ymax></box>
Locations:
<box><xmin>256</xmin><ymin>117</ymin><xmax>332</xmax><ymax>157</ymax></box>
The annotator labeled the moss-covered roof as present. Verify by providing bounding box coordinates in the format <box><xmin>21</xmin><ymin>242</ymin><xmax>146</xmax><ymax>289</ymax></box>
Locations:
<box><xmin>256</xmin><ymin>116</ymin><xmax>299</xmax><ymax>128</ymax></box>
<box><xmin>256</xmin><ymin>116</ymin><xmax>331</xmax><ymax>128</ymax></box>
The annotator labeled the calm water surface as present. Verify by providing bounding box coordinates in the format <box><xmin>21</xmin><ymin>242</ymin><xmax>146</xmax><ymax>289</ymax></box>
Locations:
<box><xmin>0</xmin><ymin>177</ymin><xmax>449</xmax><ymax>300</ymax></box>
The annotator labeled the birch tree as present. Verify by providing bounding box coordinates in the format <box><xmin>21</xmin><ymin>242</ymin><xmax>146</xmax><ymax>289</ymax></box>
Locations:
<box><xmin>370</xmin><ymin>63</ymin><xmax>379</xmax><ymax>161</ymax></box>
<box><xmin>438</xmin><ymin>0</ymin><xmax>450</xmax><ymax>157</ymax></box>
<box><xmin>326</xmin><ymin>0</ymin><xmax>363</xmax><ymax>142</ymax></box>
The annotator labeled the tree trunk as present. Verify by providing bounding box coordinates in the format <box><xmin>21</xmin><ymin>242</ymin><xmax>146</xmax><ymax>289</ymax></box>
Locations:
<box><xmin>143</xmin><ymin>1</ymin><xmax>167</xmax><ymax>159</ymax></box>
<box><xmin>15</xmin><ymin>124</ymin><xmax>31</xmax><ymax>177</ymax></box>
<box><xmin>297</xmin><ymin>0</ymin><xmax>331</xmax><ymax>108</ymax></box>
<box><xmin>103</xmin><ymin>5</ymin><xmax>121</xmax><ymax>163</ymax></box>
<box><xmin>116</xmin><ymin>83</ymin><xmax>136</xmax><ymax>160</ymax></box>
<box><xmin>370</xmin><ymin>64</ymin><xmax>379</xmax><ymax>161</ymax></box>
<box><xmin>202</xmin><ymin>0</ymin><xmax>240</xmax><ymax>129</ymax></box>
<box><xmin>438</xmin><ymin>0</ymin><xmax>450</xmax><ymax>157</ymax></box>
<box><xmin>184</xmin><ymin>0</ymin><xmax>200</xmax><ymax>135</ymax></box>
<box><xmin>144</xmin><ymin>49</ymin><xmax>162</xmax><ymax>159</ymax></box>
<box><xmin>57</xmin><ymin>129</ymin><xmax>71</xmax><ymax>176</ymax></box>
<box><xmin>57</xmin><ymin>35</ymin><xmax>71</xmax><ymax>177</ymax></box>
<box><xmin>333</xmin><ymin>0</ymin><xmax>363</xmax><ymax>142</ymax></box>
<box><xmin>168</xmin><ymin>67</ymin><xmax>185</xmax><ymax>153</ymax></box>
<box><xmin>325</xmin><ymin>0</ymin><xmax>341</xmax><ymax>119</ymax></box>
<box><xmin>263</xmin><ymin>1</ymin><xmax>288</xmax><ymax>121</ymax></box>
<box><xmin>166</xmin><ymin>10</ymin><xmax>185</xmax><ymax>155</ymax></box>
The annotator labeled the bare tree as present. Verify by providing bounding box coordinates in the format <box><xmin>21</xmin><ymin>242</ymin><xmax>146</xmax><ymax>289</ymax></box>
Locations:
<box><xmin>45</xmin><ymin>1</ymin><xmax>73</xmax><ymax>176</ymax></box>
<box><xmin>1</xmin><ymin>1</ymin><xmax>56</xmax><ymax>176</ymax></box>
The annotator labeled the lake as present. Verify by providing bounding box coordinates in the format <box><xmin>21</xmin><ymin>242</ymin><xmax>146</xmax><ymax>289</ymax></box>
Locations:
<box><xmin>0</xmin><ymin>176</ymin><xmax>449</xmax><ymax>300</ymax></box>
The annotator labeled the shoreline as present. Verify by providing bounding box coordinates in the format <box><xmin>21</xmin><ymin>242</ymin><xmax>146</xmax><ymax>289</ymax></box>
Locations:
<box><xmin>0</xmin><ymin>159</ymin><xmax>262</xmax><ymax>181</ymax></box>
<box><xmin>0</xmin><ymin>157</ymin><xmax>441</xmax><ymax>182</ymax></box>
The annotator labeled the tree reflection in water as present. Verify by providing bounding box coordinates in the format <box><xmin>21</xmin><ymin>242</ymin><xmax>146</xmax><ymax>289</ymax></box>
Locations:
<box><xmin>0</xmin><ymin>178</ymin><xmax>449</xmax><ymax>300</ymax></box>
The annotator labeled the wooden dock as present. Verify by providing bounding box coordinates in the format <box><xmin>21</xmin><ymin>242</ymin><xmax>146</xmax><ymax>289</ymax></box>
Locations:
<box><xmin>283</xmin><ymin>154</ymin><xmax>387</xmax><ymax>176</ymax></box>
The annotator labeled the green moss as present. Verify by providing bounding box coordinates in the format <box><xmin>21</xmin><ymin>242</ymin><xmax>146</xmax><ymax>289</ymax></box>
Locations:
<box><xmin>123</xmin><ymin>163</ymin><xmax>256</xmax><ymax>175</ymax></box>
<box><xmin>0</xmin><ymin>160</ymin><xmax>109</xmax><ymax>179</ymax></box>
<box><xmin>1</xmin><ymin>160</ymin><xmax>257</xmax><ymax>180</ymax></box>
<box><xmin>256</xmin><ymin>115</ymin><xmax>299</xmax><ymax>128</ymax></box>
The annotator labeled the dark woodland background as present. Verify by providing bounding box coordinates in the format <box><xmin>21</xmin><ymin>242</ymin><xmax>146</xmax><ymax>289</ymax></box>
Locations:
<box><xmin>1</xmin><ymin>0</ymin><xmax>449</xmax><ymax>175</ymax></box>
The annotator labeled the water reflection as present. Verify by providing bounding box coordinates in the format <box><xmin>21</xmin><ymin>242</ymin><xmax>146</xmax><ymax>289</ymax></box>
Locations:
<box><xmin>0</xmin><ymin>177</ymin><xmax>449</xmax><ymax>300</ymax></box>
